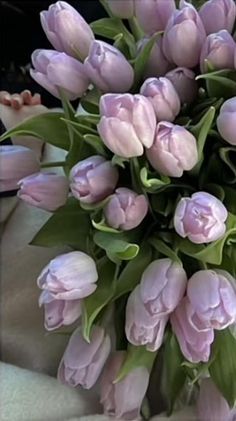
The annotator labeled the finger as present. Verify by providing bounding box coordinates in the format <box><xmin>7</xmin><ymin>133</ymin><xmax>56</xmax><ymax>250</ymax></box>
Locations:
<box><xmin>0</xmin><ymin>91</ymin><xmax>12</xmax><ymax>105</ymax></box>
<box><xmin>11</xmin><ymin>94</ymin><xmax>24</xmax><ymax>110</ymax></box>
<box><xmin>31</xmin><ymin>93</ymin><xmax>41</xmax><ymax>105</ymax></box>
<box><xmin>21</xmin><ymin>90</ymin><xmax>32</xmax><ymax>105</ymax></box>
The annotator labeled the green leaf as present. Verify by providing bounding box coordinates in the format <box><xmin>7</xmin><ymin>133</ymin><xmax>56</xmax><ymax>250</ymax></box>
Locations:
<box><xmin>189</xmin><ymin>106</ymin><xmax>215</xmax><ymax>162</ymax></box>
<box><xmin>31</xmin><ymin>198</ymin><xmax>91</xmax><ymax>251</ymax></box>
<box><xmin>209</xmin><ymin>329</ymin><xmax>236</xmax><ymax>407</ymax></box>
<box><xmin>80</xmin><ymin>88</ymin><xmax>101</xmax><ymax>114</ymax></box>
<box><xmin>83</xmin><ymin>134</ymin><xmax>107</xmax><ymax>156</ymax></box>
<box><xmin>224</xmin><ymin>187</ymin><xmax>236</xmax><ymax>214</ymax></box>
<box><xmin>149</xmin><ymin>238</ymin><xmax>182</xmax><ymax>265</ymax></box>
<box><xmin>140</xmin><ymin>167</ymin><xmax>170</xmax><ymax>192</ymax></box>
<box><xmin>82</xmin><ymin>259</ymin><xmax>116</xmax><ymax>341</ymax></box>
<box><xmin>196</xmin><ymin>69</ymin><xmax>236</xmax><ymax>98</ymax></box>
<box><xmin>151</xmin><ymin>194</ymin><xmax>175</xmax><ymax>217</ymax></box>
<box><xmin>0</xmin><ymin>112</ymin><xmax>70</xmax><ymax>150</ymax></box>
<box><xmin>92</xmin><ymin>218</ymin><xmax>121</xmax><ymax>234</ymax></box>
<box><xmin>94</xmin><ymin>231</ymin><xmax>139</xmax><ymax>263</ymax></box>
<box><xmin>114</xmin><ymin>245</ymin><xmax>152</xmax><ymax>299</ymax></box>
<box><xmin>162</xmin><ymin>332</ymin><xmax>186</xmax><ymax>415</ymax></box>
<box><xmin>112</xmin><ymin>155</ymin><xmax>129</xmax><ymax>169</ymax></box>
<box><xmin>75</xmin><ymin>113</ymin><xmax>100</xmax><ymax>125</ymax></box>
<box><xmin>219</xmin><ymin>147</ymin><xmax>236</xmax><ymax>184</ymax></box>
<box><xmin>115</xmin><ymin>345</ymin><xmax>157</xmax><ymax>383</ymax></box>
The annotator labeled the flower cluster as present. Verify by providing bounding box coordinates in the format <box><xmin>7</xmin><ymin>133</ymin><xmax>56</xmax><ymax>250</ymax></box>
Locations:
<box><xmin>1</xmin><ymin>0</ymin><xmax>236</xmax><ymax>419</ymax></box>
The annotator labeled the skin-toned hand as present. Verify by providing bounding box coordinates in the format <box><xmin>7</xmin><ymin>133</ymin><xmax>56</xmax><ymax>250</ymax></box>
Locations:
<box><xmin>0</xmin><ymin>90</ymin><xmax>41</xmax><ymax>110</ymax></box>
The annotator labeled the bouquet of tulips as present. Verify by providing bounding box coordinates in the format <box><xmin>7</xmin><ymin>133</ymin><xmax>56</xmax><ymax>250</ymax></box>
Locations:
<box><xmin>1</xmin><ymin>0</ymin><xmax>236</xmax><ymax>419</ymax></box>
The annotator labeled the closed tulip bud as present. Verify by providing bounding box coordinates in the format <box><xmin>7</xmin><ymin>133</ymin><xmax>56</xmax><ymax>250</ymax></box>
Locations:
<box><xmin>140</xmin><ymin>77</ymin><xmax>180</xmax><ymax>122</ymax></box>
<box><xmin>165</xmin><ymin>67</ymin><xmax>198</xmax><ymax>104</ymax></box>
<box><xmin>39</xmin><ymin>290</ymin><xmax>81</xmax><ymax>331</ymax></box>
<box><xmin>137</xmin><ymin>38</ymin><xmax>173</xmax><ymax>79</ymax></box>
<box><xmin>18</xmin><ymin>172</ymin><xmax>69</xmax><ymax>211</ymax></box>
<box><xmin>97</xmin><ymin>93</ymin><xmax>156</xmax><ymax>158</ymax></box>
<box><xmin>84</xmin><ymin>41</ymin><xmax>134</xmax><ymax>93</ymax></box>
<box><xmin>104</xmin><ymin>188</ymin><xmax>148</xmax><ymax>231</ymax></box>
<box><xmin>107</xmin><ymin>0</ymin><xmax>134</xmax><ymax>18</ymax></box>
<box><xmin>100</xmin><ymin>351</ymin><xmax>149</xmax><ymax>419</ymax></box>
<box><xmin>40</xmin><ymin>1</ymin><xmax>94</xmax><ymax>60</ymax></box>
<box><xmin>171</xmin><ymin>297</ymin><xmax>214</xmax><ymax>363</ymax></box>
<box><xmin>0</xmin><ymin>145</ymin><xmax>40</xmax><ymax>192</ymax></box>
<box><xmin>197</xmin><ymin>378</ymin><xmax>236</xmax><ymax>421</ymax></box>
<box><xmin>199</xmin><ymin>0</ymin><xmax>236</xmax><ymax>35</ymax></box>
<box><xmin>135</xmin><ymin>0</ymin><xmax>176</xmax><ymax>35</ymax></box>
<box><xmin>30</xmin><ymin>49</ymin><xmax>90</xmax><ymax>100</ymax></box>
<box><xmin>37</xmin><ymin>251</ymin><xmax>98</xmax><ymax>300</ymax></box>
<box><xmin>146</xmin><ymin>122</ymin><xmax>198</xmax><ymax>177</ymax></box>
<box><xmin>187</xmin><ymin>269</ymin><xmax>236</xmax><ymax>330</ymax></box>
<box><xmin>163</xmin><ymin>1</ymin><xmax>206</xmax><ymax>68</ymax></box>
<box><xmin>217</xmin><ymin>97</ymin><xmax>236</xmax><ymax>145</ymax></box>
<box><xmin>174</xmin><ymin>192</ymin><xmax>228</xmax><ymax>244</ymax></box>
<box><xmin>58</xmin><ymin>326</ymin><xmax>111</xmax><ymax>389</ymax></box>
<box><xmin>200</xmin><ymin>30</ymin><xmax>235</xmax><ymax>73</ymax></box>
<box><xmin>69</xmin><ymin>156</ymin><xmax>118</xmax><ymax>204</ymax></box>
<box><xmin>125</xmin><ymin>285</ymin><xmax>168</xmax><ymax>351</ymax></box>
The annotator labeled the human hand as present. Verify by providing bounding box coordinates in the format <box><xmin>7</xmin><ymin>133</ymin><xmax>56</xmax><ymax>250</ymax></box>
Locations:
<box><xmin>0</xmin><ymin>90</ymin><xmax>41</xmax><ymax>110</ymax></box>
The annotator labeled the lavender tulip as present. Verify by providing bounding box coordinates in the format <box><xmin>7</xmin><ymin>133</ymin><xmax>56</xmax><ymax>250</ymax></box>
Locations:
<box><xmin>197</xmin><ymin>378</ymin><xmax>236</xmax><ymax>421</ymax></box>
<box><xmin>217</xmin><ymin>97</ymin><xmax>236</xmax><ymax>145</ymax></box>
<box><xmin>84</xmin><ymin>41</ymin><xmax>134</xmax><ymax>93</ymax></box>
<box><xmin>165</xmin><ymin>67</ymin><xmax>198</xmax><ymax>104</ymax></box>
<box><xmin>0</xmin><ymin>145</ymin><xmax>40</xmax><ymax>192</ymax></box>
<box><xmin>140</xmin><ymin>77</ymin><xmax>180</xmax><ymax>122</ymax></box>
<box><xmin>163</xmin><ymin>1</ymin><xmax>206</xmax><ymax>68</ymax></box>
<box><xmin>97</xmin><ymin>93</ymin><xmax>156</xmax><ymax>158</ymax></box>
<box><xmin>100</xmin><ymin>351</ymin><xmax>149</xmax><ymax>420</ymax></box>
<box><xmin>39</xmin><ymin>290</ymin><xmax>81</xmax><ymax>331</ymax></box>
<box><xmin>199</xmin><ymin>0</ymin><xmax>236</xmax><ymax>35</ymax></box>
<box><xmin>30</xmin><ymin>49</ymin><xmax>89</xmax><ymax>100</ymax></box>
<box><xmin>37</xmin><ymin>251</ymin><xmax>98</xmax><ymax>300</ymax></box>
<box><xmin>40</xmin><ymin>1</ymin><xmax>94</xmax><ymax>60</ymax></box>
<box><xmin>174</xmin><ymin>192</ymin><xmax>228</xmax><ymax>244</ymax></box>
<box><xmin>58</xmin><ymin>326</ymin><xmax>111</xmax><ymax>389</ymax></box>
<box><xmin>125</xmin><ymin>285</ymin><xmax>168</xmax><ymax>351</ymax></box>
<box><xmin>187</xmin><ymin>269</ymin><xmax>236</xmax><ymax>330</ymax></box>
<box><xmin>146</xmin><ymin>122</ymin><xmax>198</xmax><ymax>177</ymax></box>
<box><xmin>137</xmin><ymin>37</ymin><xmax>173</xmax><ymax>79</ymax></box>
<box><xmin>18</xmin><ymin>172</ymin><xmax>69</xmax><ymax>211</ymax></box>
<box><xmin>104</xmin><ymin>188</ymin><xmax>148</xmax><ymax>231</ymax></box>
<box><xmin>135</xmin><ymin>0</ymin><xmax>176</xmax><ymax>35</ymax></box>
<box><xmin>171</xmin><ymin>297</ymin><xmax>214</xmax><ymax>363</ymax></box>
<box><xmin>200</xmin><ymin>30</ymin><xmax>236</xmax><ymax>73</ymax></box>
<box><xmin>107</xmin><ymin>0</ymin><xmax>134</xmax><ymax>18</ymax></box>
<box><xmin>70</xmin><ymin>156</ymin><xmax>119</xmax><ymax>204</ymax></box>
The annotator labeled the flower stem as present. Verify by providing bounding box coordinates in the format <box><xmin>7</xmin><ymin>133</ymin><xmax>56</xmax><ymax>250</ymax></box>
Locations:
<box><xmin>41</xmin><ymin>161</ymin><xmax>65</xmax><ymax>168</ymax></box>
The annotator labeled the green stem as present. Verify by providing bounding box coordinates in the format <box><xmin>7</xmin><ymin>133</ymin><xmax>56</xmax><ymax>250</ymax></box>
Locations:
<box><xmin>128</xmin><ymin>17</ymin><xmax>144</xmax><ymax>41</ymax></box>
<box><xmin>41</xmin><ymin>161</ymin><xmax>65</xmax><ymax>168</ymax></box>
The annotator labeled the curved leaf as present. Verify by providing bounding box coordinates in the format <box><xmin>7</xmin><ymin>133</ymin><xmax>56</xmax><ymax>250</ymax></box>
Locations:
<box><xmin>94</xmin><ymin>231</ymin><xmax>139</xmax><ymax>262</ymax></box>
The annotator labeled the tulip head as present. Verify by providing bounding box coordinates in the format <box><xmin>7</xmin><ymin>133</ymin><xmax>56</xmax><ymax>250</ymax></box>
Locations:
<box><xmin>97</xmin><ymin>93</ymin><xmax>156</xmax><ymax>158</ymax></box>
<box><xmin>200</xmin><ymin>30</ymin><xmax>235</xmax><ymax>73</ymax></box>
<box><xmin>84</xmin><ymin>41</ymin><xmax>134</xmax><ymax>93</ymax></box>
<box><xmin>69</xmin><ymin>156</ymin><xmax>119</xmax><ymax>204</ymax></box>
<box><xmin>217</xmin><ymin>97</ymin><xmax>236</xmax><ymax>145</ymax></box>
<box><xmin>107</xmin><ymin>0</ymin><xmax>134</xmax><ymax>18</ymax></box>
<box><xmin>165</xmin><ymin>67</ymin><xmax>198</xmax><ymax>104</ymax></box>
<box><xmin>40</xmin><ymin>1</ymin><xmax>94</xmax><ymax>60</ymax></box>
<box><xmin>174</xmin><ymin>192</ymin><xmax>228</xmax><ymax>244</ymax></box>
<box><xmin>135</xmin><ymin>0</ymin><xmax>176</xmax><ymax>35</ymax></box>
<box><xmin>199</xmin><ymin>0</ymin><xmax>236</xmax><ymax>35</ymax></box>
<box><xmin>137</xmin><ymin>37</ymin><xmax>173</xmax><ymax>79</ymax></box>
<box><xmin>146</xmin><ymin>122</ymin><xmax>198</xmax><ymax>177</ymax></box>
<box><xmin>104</xmin><ymin>188</ymin><xmax>148</xmax><ymax>231</ymax></box>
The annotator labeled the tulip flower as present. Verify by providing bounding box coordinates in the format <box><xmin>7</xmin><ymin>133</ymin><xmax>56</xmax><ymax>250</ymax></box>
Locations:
<box><xmin>135</xmin><ymin>0</ymin><xmax>176</xmax><ymax>35</ymax></box>
<box><xmin>104</xmin><ymin>188</ymin><xmax>148</xmax><ymax>231</ymax></box>
<box><xmin>37</xmin><ymin>251</ymin><xmax>98</xmax><ymax>300</ymax></box>
<box><xmin>100</xmin><ymin>351</ymin><xmax>149</xmax><ymax>419</ymax></box>
<box><xmin>217</xmin><ymin>97</ymin><xmax>236</xmax><ymax>145</ymax></box>
<box><xmin>125</xmin><ymin>285</ymin><xmax>168</xmax><ymax>351</ymax></box>
<box><xmin>163</xmin><ymin>1</ymin><xmax>206</xmax><ymax>68</ymax></box>
<box><xmin>30</xmin><ymin>50</ymin><xmax>90</xmax><ymax>100</ymax></box>
<box><xmin>84</xmin><ymin>41</ymin><xmax>134</xmax><ymax>93</ymax></box>
<box><xmin>107</xmin><ymin>0</ymin><xmax>134</xmax><ymax>18</ymax></box>
<box><xmin>58</xmin><ymin>326</ymin><xmax>111</xmax><ymax>389</ymax></box>
<box><xmin>200</xmin><ymin>30</ymin><xmax>235</xmax><ymax>73</ymax></box>
<box><xmin>140</xmin><ymin>77</ymin><xmax>180</xmax><ymax>122</ymax></box>
<box><xmin>138</xmin><ymin>37</ymin><xmax>173</xmax><ymax>79</ymax></box>
<box><xmin>187</xmin><ymin>269</ymin><xmax>236</xmax><ymax>330</ymax></box>
<box><xmin>40</xmin><ymin>1</ymin><xmax>94</xmax><ymax>60</ymax></box>
<box><xmin>197</xmin><ymin>378</ymin><xmax>236</xmax><ymax>421</ymax></box>
<box><xmin>199</xmin><ymin>0</ymin><xmax>236</xmax><ymax>35</ymax></box>
<box><xmin>0</xmin><ymin>145</ymin><xmax>40</xmax><ymax>192</ymax></box>
<box><xmin>165</xmin><ymin>67</ymin><xmax>198</xmax><ymax>104</ymax></box>
<box><xmin>69</xmin><ymin>156</ymin><xmax>119</xmax><ymax>204</ymax></box>
<box><xmin>146</xmin><ymin>122</ymin><xmax>198</xmax><ymax>177</ymax></box>
<box><xmin>39</xmin><ymin>290</ymin><xmax>81</xmax><ymax>331</ymax></box>
<box><xmin>174</xmin><ymin>192</ymin><xmax>228</xmax><ymax>244</ymax></box>
<box><xmin>18</xmin><ymin>172</ymin><xmax>69</xmax><ymax>211</ymax></box>
<box><xmin>171</xmin><ymin>297</ymin><xmax>214</xmax><ymax>363</ymax></box>
<box><xmin>97</xmin><ymin>93</ymin><xmax>156</xmax><ymax>158</ymax></box>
